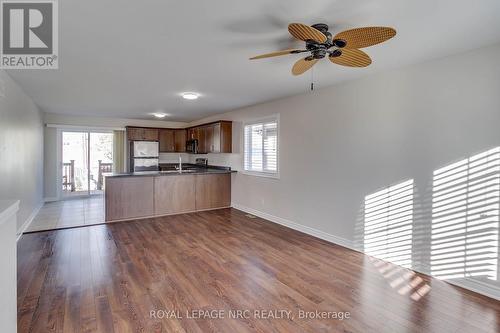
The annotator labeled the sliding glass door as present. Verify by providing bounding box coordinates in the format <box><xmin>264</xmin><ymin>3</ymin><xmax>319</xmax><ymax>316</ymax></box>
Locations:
<box><xmin>61</xmin><ymin>131</ymin><xmax>113</xmax><ymax>198</ymax></box>
<box><xmin>89</xmin><ymin>132</ymin><xmax>114</xmax><ymax>193</ymax></box>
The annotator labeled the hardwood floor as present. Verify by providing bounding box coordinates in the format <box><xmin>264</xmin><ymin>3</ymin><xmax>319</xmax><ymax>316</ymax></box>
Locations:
<box><xmin>18</xmin><ymin>208</ymin><xmax>500</xmax><ymax>332</ymax></box>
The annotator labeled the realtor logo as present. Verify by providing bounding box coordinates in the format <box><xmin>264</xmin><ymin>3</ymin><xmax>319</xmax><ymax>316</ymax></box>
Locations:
<box><xmin>0</xmin><ymin>0</ymin><xmax>58</xmax><ymax>69</ymax></box>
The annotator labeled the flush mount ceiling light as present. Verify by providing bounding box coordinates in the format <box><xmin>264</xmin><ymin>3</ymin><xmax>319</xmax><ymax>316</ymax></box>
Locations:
<box><xmin>182</xmin><ymin>92</ymin><xmax>199</xmax><ymax>100</ymax></box>
<box><xmin>152</xmin><ymin>112</ymin><xmax>168</xmax><ymax>119</ymax></box>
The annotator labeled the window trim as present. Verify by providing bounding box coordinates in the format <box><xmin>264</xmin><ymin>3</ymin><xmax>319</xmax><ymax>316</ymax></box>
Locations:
<box><xmin>242</xmin><ymin>114</ymin><xmax>280</xmax><ymax>179</ymax></box>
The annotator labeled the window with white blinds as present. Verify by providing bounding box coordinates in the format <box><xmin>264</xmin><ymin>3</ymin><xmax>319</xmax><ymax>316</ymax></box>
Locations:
<box><xmin>243</xmin><ymin>117</ymin><xmax>279</xmax><ymax>176</ymax></box>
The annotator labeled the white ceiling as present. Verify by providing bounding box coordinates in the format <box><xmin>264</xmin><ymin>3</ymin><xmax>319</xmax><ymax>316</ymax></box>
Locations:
<box><xmin>7</xmin><ymin>0</ymin><xmax>500</xmax><ymax>122</ymax></box>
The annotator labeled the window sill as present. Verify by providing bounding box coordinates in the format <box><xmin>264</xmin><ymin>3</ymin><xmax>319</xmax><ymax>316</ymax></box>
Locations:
<box><xmin>240</xmin><ymin>170</ymin><xmax>280</xmax><ymax>179</ymax></box>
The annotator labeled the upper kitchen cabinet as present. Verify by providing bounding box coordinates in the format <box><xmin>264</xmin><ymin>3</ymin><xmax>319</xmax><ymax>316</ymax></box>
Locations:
<box><xmin>197</xmin><ymin>126</ymin><xmax>208</xmax><ymax>153</ymax></box>
<box><xmin>219</xmin><ymin>121</ymin><xmax>232</xmax><ymax>153</ymax></box>
<box><xmin>174</xmin><ymin>129</ymin><xmax>187</xmax><ymax>152</ymax></box>
<box><xmin>205</xmin><ymin>124</ymin><xmax>216</xmax><ymax>153</ymax></box>
<box><xmin>159</xmin><ymin>129</ymin><xmax>187</xmax><ymax>152</ymax></box>
<box><xmin>127</xmin><ymin>121</ymin><xmax>230</xmax><ymax>153</ymax></box>
<box><xmin>211</xmin><ymin>121</ymin><xmax>232</xmax><ymax>153</ymax></box>
<box><xmin>159</xmin><ymin>129</ymin><xmax>175</xmax><ymax>152</ymax></box>
<box><xmin>188</xmin><ymin>121</ymin><xmax>232</xmax><ymax>154</ymax></box>
<box><xmin>127</xmin><ymin>127</ymin><xmax>159</xmax><ymax>141</ymax></box>
<box><xmin>188</xmin><ymin>126</ymin><xmax>207</xmax><ymax>153</ymax></box>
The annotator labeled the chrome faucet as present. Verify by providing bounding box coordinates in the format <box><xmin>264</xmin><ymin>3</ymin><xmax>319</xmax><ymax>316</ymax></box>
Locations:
<box><xmin>178</xmin><ymin>154</ymin><xmax>182</xmax><ymax>172</ymax></box>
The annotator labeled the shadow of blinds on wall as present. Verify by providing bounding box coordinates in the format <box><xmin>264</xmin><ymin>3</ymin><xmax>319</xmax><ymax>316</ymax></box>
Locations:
<box><xmin>364</xmin><ymin>179</ymin><xmax>414</xmax><ymax>268</ymax></box>
<box><xmin>431</xmin><ymin>147</ymin><xmax>500</xmax><ymax>280</ymax></box>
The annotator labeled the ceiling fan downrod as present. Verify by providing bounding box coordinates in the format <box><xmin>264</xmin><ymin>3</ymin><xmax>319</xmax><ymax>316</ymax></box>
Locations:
<box><xmin>310</xmin><ymin>66</ymin><xmax>314</xmax><ymax>91</ymax></box>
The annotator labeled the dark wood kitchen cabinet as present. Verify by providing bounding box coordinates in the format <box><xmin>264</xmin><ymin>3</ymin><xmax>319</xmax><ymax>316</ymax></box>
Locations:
<box><xmin>195</xmin><ymin>173</ymin><xmax>231</xmax><ymax>210</ymax></box>
<box><xmin>105</xmin><ymin>176</ymin><xmax>154</xmax><ymax>221</ymax></box>
<box><xmin>174</xmin><ymin>129</ymin><xmax>186</xmax><ymax>152</ymax></box>
<box><xmin>205</xmin><ymin>122</ymin><xmax>232</xmax><ymax>153</ymax></box>
<box><xmin>187</xmin><ymin>128</ymin><xmax>194</xmax><ymax>140</ymax></box>
<box><xmin>187</xmin><ymin>121</ymin><xmax>232</xmax><ymax>154</ymax></box>
<box><xmin>204</xmin><ymin>124</ymin><xmax>216</xmax><ymax>153</ymax></box>
<box><xmin>219</xmin><ymin>121</ymin><xmax>232</xmax><ymax>153</ymax></box>
<box><xmin>159</xmin><ymin>129</ymin><xmax>175</xmax><ymax>152</ymax></box>
<box><xmin>105</xmin><ymin>172</ymin><xmax>232</xmax><ymax>221</ymax></box>
<box><xmin>160</xmin><ymin>129</ymin><xmax>186</xmax><ymax>152</ymax></box>
<box><xmin>154</xmin><ymin>175</ymin><xmax>195</xmax><ymax>215</ymax></box>
<box><xmin>127</xmin><ymin>127</ymin><xmax>159</xmax><ymax>141</ymax></box>
<box><xmin>198</xmin><ymin>126</ymin><xmax>208</xmax><ymax>154</ymax></box>
<box><xmin>188</xmin><ymin>126</ymin><xmax>207</xmax><ymax>153</ymax></box>
<box><xmin>127</xmin><ymin>121</ymin><xmax>230</xmax><ymax>153</ymax></box>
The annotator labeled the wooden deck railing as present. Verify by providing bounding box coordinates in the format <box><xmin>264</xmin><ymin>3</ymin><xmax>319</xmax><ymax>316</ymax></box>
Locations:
<box><xmin>97</xmin><ymin>160</ymin><xmax>113</xmax><ymax>190</ymax></box>
<box><xmin>63</xmin><ymin>160</ymin><xmax>112</xmax><ymax>192</ymax></box>
<box><xmin>62</xmin><ymin>160</ymin><xmax>75</xmax><ymax>192</ymax></box>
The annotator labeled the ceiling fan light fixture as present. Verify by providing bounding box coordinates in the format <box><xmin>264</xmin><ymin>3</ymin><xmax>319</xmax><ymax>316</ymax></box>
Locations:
<box><xmin>332</xmin><ymin>39</ymin><xmax>347</xmax><ymax>48</ymax></box>
<box><xmin>182</xmin><ymin>92</ymin><xmax>199</xmax><ymax>100</ymax></box>
<box><xmin>329</xmin><ymin>49</ymin><xmax>342</xmax><ymax>58</ymax></box>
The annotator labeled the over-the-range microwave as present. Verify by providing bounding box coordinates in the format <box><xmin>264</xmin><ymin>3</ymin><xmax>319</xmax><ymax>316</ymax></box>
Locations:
<box><xmin>186</xmin><ymin>139</ymin><xmax>198</xmax><ymax>154</ymax></box>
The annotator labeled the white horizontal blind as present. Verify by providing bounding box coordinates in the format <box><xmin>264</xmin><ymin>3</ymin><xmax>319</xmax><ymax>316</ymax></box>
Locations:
<box><xmin>244</xmin><ymin>118</ymin><xmax>278</xmax><ymax>175</ymax></box>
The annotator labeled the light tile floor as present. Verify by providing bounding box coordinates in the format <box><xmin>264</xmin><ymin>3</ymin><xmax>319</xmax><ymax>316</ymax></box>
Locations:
<box><xmin>26</xmin><ymin>196</ymin><xmax>105</xmax><ymax>232</ymax></box>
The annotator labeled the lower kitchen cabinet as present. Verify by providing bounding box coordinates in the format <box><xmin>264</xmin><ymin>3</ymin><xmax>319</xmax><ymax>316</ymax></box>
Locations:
<box><xmin>195</xmin><ymin>174</ymin><xmax>231</xmax><ymax>210</ymax></box>
<box><xmin>104</xmin><ymin>173</ymin><xmax>232</xmax><ymax>222</ymax></box>
<box><xmin>105</xmin><ymin>176</ymin><xmax>154</xmax><ymax>221</ymax></box>
<box><xmin>154</xmin><ymin>175</ymin><xmax>195</xmax><ymax>215</ymax></box>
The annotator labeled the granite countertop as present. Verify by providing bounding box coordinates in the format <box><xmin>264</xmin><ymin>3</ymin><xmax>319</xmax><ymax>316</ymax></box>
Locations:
<box><xmin>104</xmin><ymin>166</ymin><xmax>235</xmax><ymax>178</ymax></box>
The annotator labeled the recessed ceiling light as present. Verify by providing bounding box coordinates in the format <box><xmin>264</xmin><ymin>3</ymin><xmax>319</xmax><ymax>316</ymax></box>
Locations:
<box><xmin>152</xmin><ymin>112</ymin><xmax>168</xmax><ymax>119</ymax></box>
<box><xmin>182</xmin><ymin>92</ymin><xmax>199</xmax><ymax>100</ymax></box>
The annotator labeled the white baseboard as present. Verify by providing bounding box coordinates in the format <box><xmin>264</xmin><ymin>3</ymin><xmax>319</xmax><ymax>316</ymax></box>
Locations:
<box><xmin>445</xmin><ymin>277</ymin><xmax>500</xmax><ymax>301</ymax></box>
<box><xmin>44</xmin><ymin>197</ymin><xmax>58</xmax><ymax>202</ymax></box>
<box><xmin>231</xmin><ymin>203</ymin><xmax>356</xmax><ymax>251</ymax></box>
<box><xmin>16</xmin><ymin>201</ymin><xmax>43</xmax><ymax>242</ymax></box>
<box><xmin>416</xmin><ymin>263</ymin><xmax>500</xmax><ymax>301</ymax></box>
<box><xmin>231</xmin><ymin>203</ymin><xmax>500</xmax><ymax>301</ymax></box>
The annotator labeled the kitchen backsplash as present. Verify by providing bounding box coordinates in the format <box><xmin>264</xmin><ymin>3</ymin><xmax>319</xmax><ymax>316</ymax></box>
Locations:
<box><xmin>159</xmin><ymin>152</ymin><xmax>241</xmax><ymax>170</ymax></box>
<box><xmin>158</xmin><ymin>153</ymin><xmax>191</xmax><ymax>163</ymax></box>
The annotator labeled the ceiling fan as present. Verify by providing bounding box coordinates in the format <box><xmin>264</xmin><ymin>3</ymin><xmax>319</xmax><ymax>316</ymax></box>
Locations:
<box><xmin>250</xmin><ymin>23</ymin><xmax>396</xmax><ymax>76</ymax></box>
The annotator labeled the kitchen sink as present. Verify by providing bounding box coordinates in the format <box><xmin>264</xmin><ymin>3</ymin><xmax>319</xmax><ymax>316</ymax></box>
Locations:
<box><xmin>160</xmin><ymin>169</ymin><xmax>199</xmax><ymax>173</ymax></box>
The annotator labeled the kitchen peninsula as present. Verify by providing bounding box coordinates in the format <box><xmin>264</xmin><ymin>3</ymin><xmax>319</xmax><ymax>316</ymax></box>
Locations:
<box><xmin>104</xmin><ymin>166</ymin><xmax>234</xmax><ymax>222</ymax></box>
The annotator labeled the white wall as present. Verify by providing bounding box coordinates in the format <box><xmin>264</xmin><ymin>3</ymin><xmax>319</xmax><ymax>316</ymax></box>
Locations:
<box><xmin>0</xmin><ymin>201</ymin><xmax>19</xmax><ymax>332</ymax></box>
<box><xmin>43</xmin><ymin>113</ymin><xmax>189</xmax><ymax>199</ymax></box>
<box><xmin>0</xmin><ymin>71</ymin><xmax>44</xmax><ymax>234</ymax></box>
<box><xmin>190</xmin><ymin>43</ymin><xmax>500</xmax><ymax>298</ymax></box>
